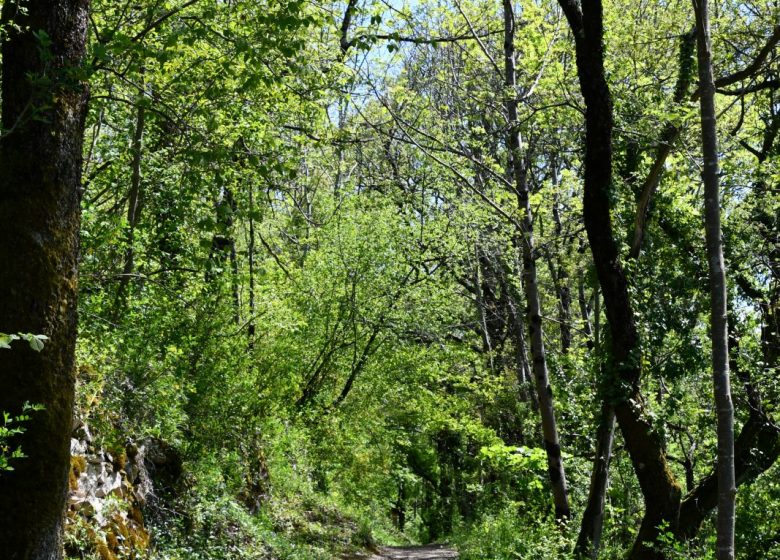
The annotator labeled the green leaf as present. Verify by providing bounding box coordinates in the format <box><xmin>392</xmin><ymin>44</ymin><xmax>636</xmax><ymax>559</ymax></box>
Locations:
<box><xmin>0</xmin><ymin>334</ymin><xmax>15</xmax><ymax>349</ymax></box>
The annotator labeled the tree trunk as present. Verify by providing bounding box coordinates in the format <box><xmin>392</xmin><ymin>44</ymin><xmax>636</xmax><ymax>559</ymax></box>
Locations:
<box><xmin>247</xmin><ymin>183</ymin><xmax>257</xmax><ymax>345</ymax></box>
<box><xmin>0</xmin><ymin>0</ymin><xmax>90</xmax><ymax>558</ymax></box>
<box><xmin>115</xmin><ymin>87</ymin><xmax>146</xmax><ymax>313</ymax></box>
<box><xmin>557</xmin><ymin>1</ymin><xmax>682</xmax><ymax>556</ymax></box>
<box><xmin>550</xmin><ymin>188</ymin><xmax>573</xmax><ymax>354</ymax></box>
<box><xmin>504</xmin><ymin>0</ymin><xmax>570</xmax><ymax>520</ymax></box>
<box><xmin>578</xmin><ymin>276</ymin><xmax>593</xmax><ymax>344</ymax></box>
<box><xmin>576</xmin><ymin>291</ymin><xmax>618</xmax><ymax>559</ymax></box>
<box><xmin>575</xmin><ymin>401</ymin><xmax>616</xmax><ymax>558</ymax></box>
<box><xmin>577</xmin><ymin>25</ymin><xmax>698</xmax><ymax>557</ymax></box>
<box><xmin>506</xmin><ymin>284</ymin><xmax>538</xmax><ymax>409</ymax></box>
<box><xmin>628</xmin><ymin>29</ymin><xmax>696</xmax><ymax>259</ymax></box>
<box><xmin>692</xmin><ymin>1</ymin><xmax>736</xmax><ymax>558</ymax></box>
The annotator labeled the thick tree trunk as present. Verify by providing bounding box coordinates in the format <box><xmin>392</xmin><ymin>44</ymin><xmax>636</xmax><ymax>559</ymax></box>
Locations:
<box><xmin>0</xmin><ymin>1</ymin><xmax>90</xmax><ymax>558</ymax></box>
<box><xmin>692</xmin><ymin>2</ymin><xmax>736</xmax><ymax>558</ymax></box>
<box><xmin>577</xmin><ymin>32</ymin><xmax>694</xmax><ymax>548</ymax></box>
<box><xmin>558</xmin><ymin>1</ymin><xmax>682</xmax><ymax>557</ymax></box>
<box><xmin>504</xmin><ymin>0</ymin><xmax>570</xmax><ymax>520</ymax></box>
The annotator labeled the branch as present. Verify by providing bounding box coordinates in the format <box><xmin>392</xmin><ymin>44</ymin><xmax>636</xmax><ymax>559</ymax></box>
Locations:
<box><xmin>628</xmin><ymin>29</ymin><xmax>696</xmax><ymax>259</ymax></box>
<box><xmin>714</xmin><ymin>25</ymin><xmax>780</xmax><ymax>89</ymax></box>
<box><xmin>453</xmin><ymin>0</ymin><xmax>502</xmax><ymax>76</ymax></box>
<box><xmin>339</xmin><ymin>0</ymin><xmax>360</xmax><ymax>56</ymax></box>
<box><xmin>369</xmin><ymin>29</ymin><xmax>502</xmax><ymax>45</ymax></box>
<box><xmin>132</xmin><ymin>0</ymin><xmax>203</xmax><ymax>44</ymax></box>
<box><xmin>716</xmin><ymin>79</ymin><xmax>780</xmax><ymax>96</ymax></box>
<box><xmin>690</xmin><ymin>25</ymin><xmax>780</xmax><ymax>100</ymax></box>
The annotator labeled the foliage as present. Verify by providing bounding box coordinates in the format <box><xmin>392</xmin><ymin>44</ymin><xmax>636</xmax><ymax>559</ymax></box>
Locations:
<box><xmin>1</xmin><ymin>0</ymin><xmax>771</xmax><ymax>557</ymax></box>
<box><xmin>0</xmin><ymin>403</ymin><xmax>45</xmax><ymax>473</ymax></box>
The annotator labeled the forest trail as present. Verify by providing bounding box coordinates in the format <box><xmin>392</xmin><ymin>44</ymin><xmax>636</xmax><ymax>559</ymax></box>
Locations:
<box><xmin>375</xmin><ymin>545</ymin><xmax>459</xmax><ymax>559</ymax></box>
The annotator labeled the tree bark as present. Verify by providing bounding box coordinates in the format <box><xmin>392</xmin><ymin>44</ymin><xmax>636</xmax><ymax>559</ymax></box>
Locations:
<box><xmin>0</xmin><ymin>0</ymin><xmax>90</xmax><ymax>558</ymax></box>
<box><xmin>247</xmin><ymin>183</ymin><xmax>257</xmax><ymax>345</ymax></box>
<box><xmin>504</xmin><ymin>0</ymin><xmax>570</xmax><ymax>520</ymax></box>
<box><xmin>692</xmin><ymin>1</ymin><xmax>736</xmax><ymax>558</ymax></box>
<box><xmin>577</xmin><ymin>274</ymin><xmax>593</xmax><ymax>344</ymax></box>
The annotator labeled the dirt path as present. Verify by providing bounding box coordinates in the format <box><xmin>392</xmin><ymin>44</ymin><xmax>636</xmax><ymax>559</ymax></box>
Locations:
<box><xmin>375</xmin><ymin>545</ymin><xmax>459</xmax><ymax>559</ymax></box>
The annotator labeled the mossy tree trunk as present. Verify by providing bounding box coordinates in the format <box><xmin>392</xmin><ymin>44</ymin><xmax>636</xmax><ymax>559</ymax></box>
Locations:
<box><xmin>557</xmin><ymin>1</ymin><xmax>682</xmax><ymax>557</ymax></box>
<box><xmin>0</xmin><ymin>0</ymin><xmax>90</xmax><ymax>558</ymax></box>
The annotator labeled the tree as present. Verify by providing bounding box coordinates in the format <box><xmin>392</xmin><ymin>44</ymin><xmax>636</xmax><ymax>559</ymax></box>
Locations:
<box><xmin>502</xmin><ymin>0</ymin><xmax>570</xmax><ymax>520</ymax></box>
<box><xmin>692</xmin><ymin>0</ymin><xmax>736</xmax><ymax>557</ymax></box>
<box><xmin>557</xmin><ymin>0</ymin><xmax>682</xmax><ymax>557</ymax></box>
<box><xmin>0</xmin><ymin>0</ymin><xmax>90</xmax><ymax>558</ymax></box>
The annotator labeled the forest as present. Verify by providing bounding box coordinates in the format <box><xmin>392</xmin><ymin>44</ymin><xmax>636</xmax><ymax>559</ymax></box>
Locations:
<box><xmin>0</xmin><ymin>0</ymin><xmax>778</xmax><ymax>559</ymax></box>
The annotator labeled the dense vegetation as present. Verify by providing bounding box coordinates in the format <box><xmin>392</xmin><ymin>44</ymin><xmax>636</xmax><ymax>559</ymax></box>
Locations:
<box><xmin>0</xmin><ymin>0</ymin><xmax>778</xmax><ymax>559</ymax></box>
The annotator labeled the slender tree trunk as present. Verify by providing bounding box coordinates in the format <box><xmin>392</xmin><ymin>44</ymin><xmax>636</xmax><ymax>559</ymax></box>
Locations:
<box><xmin>115</xmin><ymin>85</ymin><xmax>146</xmax><ymax>313</ymax></box>
<box><xmin>577</xmin><ymin>274</ymin><xmax>593</xmax><ymax>344</ymax></box>
<box><xmin>504</xmin><ymin>0</ymin><xmax>570</xmax><ymax>520</ymax></box>
<box><xmin>692</xmin><ymin>2</ymin><xmax>736</xmax><ymax>558</ymax></box>
<box><xmin>576</xmin><ymin>291</ymin><xmax>617</xmax><ymax>559</ymax></box>
<box><xmin>507</xmin><ymin>283</ymin><xmax>538</xmax><ymax>409</ymax></box>
<box><xmin>247</xmin><ymin>184</ymin><xmax>257</xmax><ymax>346</ymax></box>
<box><xmin>550</xmin><ymin>189</ymin><xmax>573</xmax><ymax>354</ymax></box>
<box><xmin>678</xmin><ymin>313</ymin><xmax>778</xmax><ymax>540</ymax></box>
<box><xmin>0</xmin><ymin>1</ymin><xmax>90</xmax><ymax>558</ymax></box>
<box><xmin>576</xmin><ymin>401</ymin><xmax>616</xmax><ymax>558</ymax></box>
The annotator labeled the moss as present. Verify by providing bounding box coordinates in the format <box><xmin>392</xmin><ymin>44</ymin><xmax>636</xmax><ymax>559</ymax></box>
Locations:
<box><xmin>113</xmin><ymin>451</ymin><xmax>127</xmax><ymax>472</ymax></box>
<box><xmin>72</xmin><ymin>454</ymin><xmax>87</xmax><ymax>475</ymax></box>
<box><xmin>96</xmin><ymin>541</ymin><xmax>117</xmax><ymax>560</ymax></box>
<box><xmin>106</xmin><ymin>530</ymin><xmax>119</xmax><ymax>550</ymax></box>
<box><xmin>129</xmin><ymin>506</ymin><xmax>143</xmax><ymax>525</ymax></box>
<box><xmin>101</xmin><ymin>510</ymin><xmax>150</xmax><ymax>560</ymax></box>
<box><xmin>70</xmin><ymin>455</ymin><xmax>87</xmax><ymax>491</ymax></box>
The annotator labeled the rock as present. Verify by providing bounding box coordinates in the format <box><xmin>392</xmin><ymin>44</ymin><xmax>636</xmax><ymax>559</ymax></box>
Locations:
<box><xmin>66</xmin><ymin>422</ymin><xmax>152</xmax><ymax>560</ymax></box>
<box><xmin>128</xmin><ymin>437</ymin><xmax>182</xmax><ymax>505</ymax></box>
<box><xmin>125</xmin><ymin>440</ymin><xmax>153</xmax><ymax>506</ymax></box>
<box><xmin>71</xmin><ymin>438</ymin><xmax>86</xmax><ymax>456</ymax></box>
<box><xmin>95</xmin><ymin>471</ymin><xmax>121</xmax><ymax>498</ymax></box>
<box><xmin>72</xmin><ymin>421</ymin><xmax>92</xmax><ymax>444</ymax></box>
